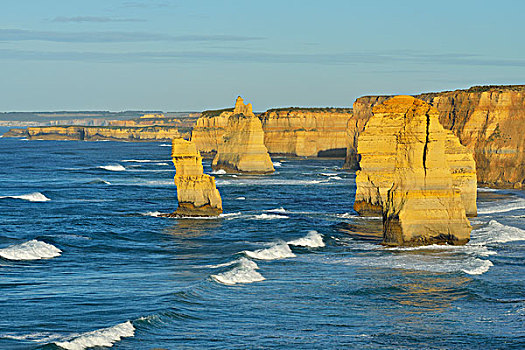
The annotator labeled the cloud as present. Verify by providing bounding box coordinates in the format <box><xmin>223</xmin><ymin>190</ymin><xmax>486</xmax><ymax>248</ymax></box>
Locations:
<box><xmin>51</xmin><ymin>16</ymin><xmax>145</xmax><ymax>23</ymax></box>
<box><xmin>121</xmin><ymin>1</ymin><xmax>169</xmax><ymax>8</ymax></box>
<box><xmin>0</xmin><ymin>47</ymin><xmax>524</xmax><ymax>68</ymax></box>
<box><xmin>0</xmin><ymin>29</ymin><xmax>264</xmax><ymax>43</ymax></box>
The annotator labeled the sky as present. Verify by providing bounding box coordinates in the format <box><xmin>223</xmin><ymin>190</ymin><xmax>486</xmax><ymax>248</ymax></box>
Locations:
<box><xmin>1</xmin><ymin>0</ymin><xmax>524</xmax><ymax>112</ymax></box>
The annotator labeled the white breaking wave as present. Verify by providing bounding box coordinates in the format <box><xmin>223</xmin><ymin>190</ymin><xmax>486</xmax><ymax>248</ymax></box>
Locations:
<box><xmin>219</xmin><ymin>212</ymin><xmax>242</xmax><ymax>219</ymax></box>
<box><xmin>386</xmin><ymin>243</ymin><xmax>496</xmax><ymax>258</ymax></box>
<box><xmin>266</xmin><ymin>207</ymin><xmax>287</xmax><ymax>213</ymax></box>
<box><xmin>252</xmin><ymin>213</ymin><xmax>289</xmax><ymax>220</ymax></box>
<box><xmin>477</xmin><ymin>187</ymin><xmax>498</xmax><ymax>192</ymax></box>
<box><xmin>217</xmin><ymin>179</ymin><xmax>327</xmax><ymax>186</ymax></box>
<box><xmin>211</xmin><ymin>257</ymin><xmax>265</xmax><ymax>285</ymax></box>
<box><xmin>159</xmin><ymin>144</ymin><xmax>171</xmax><ymax>147</ymax></box>
<box><xmin>288</xmin><ymin>231</ymin><xmax>325</xmax><ymax>248</ymax></box>
<box><xmin>236</xmin><ymin>196</ymin><xmax>246</xmax><ymax>200</ymax></box>
<box><xmin>0</xmin><ymin>240</ymin><xmax>61</xmax><ymax>260</ymax></box>
<box><xmin>0</xmin><ymin>192</ymin><xmax>50</xmax><ymax>202</ymax></box>
<box><xmin>140</xmin><ymin>211</ymin><xmax>163</xmax><ymax>217</ymax></box>
<box><xmin>329</xmin><ymin>176</ymin><xmax>343</xmax><ymax>180</ymax></box>
<box><xmin>121</xmin><ymin>159</ymin><xmax>167</xmax><ymax>163</ymax></box>
<box><xmin>461</xmin><ymin>259</ymin><xmax>494</xmax><ymax>275</ymax></box>
<box><xmin>471</xmin><ymin>220</ymin><xmax>525</xmax><ymax>244</ymax></box>
<box><xmin>477</xmin><ymin>197</ymin><xmax>525</xmax><ymax>214</ymax></box>
<box><xmin>98</xmin><ymin>164</ymin><xmax>126</xmax><ymax>171</ymax></box>
<box><xmin>244</xmin><ymin>242</ymin><xmax>296</xmax><ymax>260</ymax></box>
<box><xmin>211</xmin><ymin>169</ymin><xmax>227</xmax><ymax>175</ymax></box>
<box><xmin>54</xmin><ymin>321</ymin><xmax>135</xmax><ymax>350</ymax></box>
<box><xmin>272</xmin><ymin>161</ymin><xmax>282</xmax><ymax>167</ymax></box>
<box><xmin>334</xmin><ymin>212</ymin><xmax>358</xmax><ymax>219</ymax></box>
<box><xmin>321</xmin><ymin>172</ymin><xmax>338</xmax><ymax>176</ymax></box>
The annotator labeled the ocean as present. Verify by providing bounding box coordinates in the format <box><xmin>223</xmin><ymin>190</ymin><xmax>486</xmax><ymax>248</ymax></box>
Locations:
<box><xmin>0</xmin><ymin>128</ymin><xmax>524</xmax><ymax>349</ymax></box>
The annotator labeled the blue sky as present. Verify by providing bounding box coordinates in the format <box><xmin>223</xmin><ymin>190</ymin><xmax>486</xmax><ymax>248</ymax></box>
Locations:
<box><xmin>1</xmin><ymin>0</ymin><xmax>524</xmax><ymax>111</ymax></box>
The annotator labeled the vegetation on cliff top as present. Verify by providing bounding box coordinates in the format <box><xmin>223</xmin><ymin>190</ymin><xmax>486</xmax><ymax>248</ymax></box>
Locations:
<box><xmin>265</xmin><ymin>107</ymin><xmax>353</xmax><ymax>113</ymax></box>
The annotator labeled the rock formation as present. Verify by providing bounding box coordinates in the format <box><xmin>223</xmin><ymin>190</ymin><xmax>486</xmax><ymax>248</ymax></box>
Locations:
<box><xmin>191</xmin><ymin>108</ymin><xmax>232</xmax><ymax>155</ymax></box>
<box><xmin>344</xmin><ymin>85</ymin><xmax>525</xmax><ymax>188</ymax></box>
<box><xmin>260</xmin><ymin>108</ymin><xmax>352</xmax><ymax>157</ymax></box>
<box><xmin>212</xmin><ymin>97</ymin><xmax>275</xmax><ymax>174</ymax></box>
<box><xmin>168</xmin><ymin>139</ymin><xmax>222</xmax><ymax>217</ymax></box>
<box><xmin>356</xmin><ymin>96</ymin><xmax>472</xmax><ymax>246</ymax></box>
<box><xmin>4</xmin><ymin>125</ymin><xmax>191</xmax><ymax>142</ymax></box>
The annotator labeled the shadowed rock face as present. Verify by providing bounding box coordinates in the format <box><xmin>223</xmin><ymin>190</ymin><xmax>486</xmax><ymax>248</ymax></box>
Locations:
<box><xmin>344</xmin><ymin>85</ymin><xmax>525</xmax><ymax>189</ymax></box>
<box><xmin>212</xmin><ymin>97</ymin><xmax>274</xmax><ymax>174</ymax></box>
<box><xmin>168</xmin><ymin>139</ymin><xmax>222</xmax><ymax>217</ymax></box>
<box><xmin>356</xmin><ymin>96</ymin><xmax>472</xmax><ymax>246</ymax></box>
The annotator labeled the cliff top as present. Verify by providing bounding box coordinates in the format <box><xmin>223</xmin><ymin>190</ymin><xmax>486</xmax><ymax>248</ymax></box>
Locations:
<box><xmin>265</xmin><ymin>107</ymin><xmax>353</xmax><ymax>113</ymax></box>
<box><xmin>371</xmin><ymin>95</ymin><xmax>435</xmax><ymax>115</ymax></box>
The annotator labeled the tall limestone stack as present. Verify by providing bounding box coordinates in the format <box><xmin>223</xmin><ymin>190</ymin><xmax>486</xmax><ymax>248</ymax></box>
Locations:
<box><xmin>356</xmin><ymin>96</ymin><xmax>472</xmax><ymax>246</ymax></box>
<box><xmin>212</xmin><ymin>97</ymin><xmax>275</xmax><ymax>174</ymax></box>
<box><xmin>344</xmin><ymin>85</ymin><xmax>525</xmax><ymax>188</ymax></box>
<box><xmin>354</xmin><ymin>97</ymin><xmax>477</xmax><ymax>217</ymax></box>
<box><xmin>169</xmin><ymin>139</ymin><xmax>222</xmax><ymax>217</ymax></box>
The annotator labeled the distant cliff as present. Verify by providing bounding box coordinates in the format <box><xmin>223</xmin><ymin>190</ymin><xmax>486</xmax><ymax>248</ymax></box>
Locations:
<box><xmin>3</xmin><ymin>125</ymin><xmax>191</xmax><ymax>141</ymax></box>
<box><xmin>260</xmin><ymin>108</ymin><xmax>352</xmax><ymax>157</ymax></box>
<box><xmin>344</xmin><ymin>85</ymin><xmax>525</xmax><ymax>188</ymax></box>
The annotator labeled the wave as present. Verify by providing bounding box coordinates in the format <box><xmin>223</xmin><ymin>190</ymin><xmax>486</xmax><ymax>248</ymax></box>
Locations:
<box><xmin>216</xmin><ymin>179</ymin><xmax>328</xmax><ymax>186</ymax></box>
<box><xmin>252</xmin><ymin>213</ymin><xmax>289</xmax><ymax>220</ymax></box>
<box><xmin>140</xmin><ymin>211</ymin><xmax>163</xmax><ymax>217</ymax></box>
<box><xmin>87</xmin><ymin>179</ymin><xmax>111</xmax><ymax>185</ymax></box>
<box><xmin>288</xmin><ymin>231</ymin><xmax>325</xmax><ymax>248</ymax></box>
<box><xmin>236</xmin><ymin>197</ymin><xmax>246</xmax><ymax>200</ymax></box>
<box><xmin>329</xmin><ymin>176</ymin><xmax>343</xmax><ymax>180</ymax></box>
<box><xmin>159</xmin><ymin>143</ymin><xmax>171</xmax><ymax>147</ymax></box>
<box><xmin>321</xmin><ymin>172</ymin><xmax>338</xmax><ymax>177</ymax></box>
<box><xmin>54</xmin><ymin>321</ymin><xmax>135</xmax><ymax>350</ymax></box>
<box><xmin>0</xmin><ymin>240</ymin><xmax>61</xmax><ymax>260</ymax></box>
<box><xmin>386</xmin><ymin>243</ymin><xmax>496</xmax><ymax>258</ymax></box>
<box><xmin>477</xmin><ymin>187</ymin><xmax>498</xmax><ymax>192</ymax></box>
<box><xmin>98</xmin><ymin>164</ymin><xmax>126</xmax><ymax>171</ymax></box>
<box><xmin>0</xmin><ymin>192</ymin><xmax>50</xmax><ymax>202</ymax></box>
<box><xmin>272</xmin><ymin>161</ymin><xmax>282</xmax><ymax>167</ymax></box>
<box><xmin>477</xmin><ymin>197</ymin><xmax>525</xmax><ymax>214</ymax></box>
<box><xmin>334</xmin><ymin>212</ymin><xmax>358</xmax><ymax>219</ymax></box>
<box><xmin>211</xmin><ymin>257</ymin><xmax>265</xmax><ymax>285</ymax></box>
<box><xmin>266</xmin><ymin>207</ymin><xmax>287</xmax><ymax>213</ymax></box>
<box><xmin>211</xmin><ymin>169</ymin><xmax>227</xmax><ymax>175</ymax></box>
<box><xmin>461</xmin><ymin>259</ymin><xmax>494</xmax><ymax>275</ymax></box>
<box><xmin>122</xmin><ymin>159</ymin><xmax>168</xmax><ymax>163</ymax></box>
<box><xmin>219</xmin><ymin>212</ymin><xmax>242</xmax><ymax>219</ymax></box>
<box><xmin>244</xmin><ymin>242</ymin><xmax>295</xmax><ymax>260</ymax></box>
<box><xmin>471</xmin><ymin>220</ymin><xmax>525</xmax><ymax>244</ymax></box>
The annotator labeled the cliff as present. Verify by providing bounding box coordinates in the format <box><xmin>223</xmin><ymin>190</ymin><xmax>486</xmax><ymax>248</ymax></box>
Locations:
<box><xmin>260</xmin><ymin>108</ymin><xmax>352</xmax><ymax>157</ymax></box>
<box><xmin>212</xmin><ymin>97</ymin><xmax>275</xmax><ymax>174</ymax></box>
<box><xmin>167</xmin><ymin>139</ymin><xmax>222</xmax><ymax>217</ymax></box>
<box><xmin>3</xmin><ymin>125</ymin><xmax>191</xmax><ymax>142</ymax></box>
<box><xmin>344</xmin><ymin>85</ymin><xmax>525</xmax><ymax>188</ymax></box>
<box><xmin>191</xmin><ymin>108</ymin><xmax>233</xmax><ymax>154</ymax></box>
<box><xmin>108</xmin><ymin>113</ymin><xmax>199</xmax><ymax>127</ymax></box>
<box><xmin>357</xmin><ymin>96</ymin><xmax>471</xmax><ymax>246</ymax></box>
<box><xmin>355</xmin><ymin>96</ymin><xmax>477</xmax><ymax>217</ymax></box>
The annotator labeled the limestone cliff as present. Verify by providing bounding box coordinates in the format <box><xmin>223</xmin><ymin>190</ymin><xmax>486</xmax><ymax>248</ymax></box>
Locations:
<box><xmin>357</xmin><ymin>96</ymin><xmax>471</xmax><ymax>246</ymax></box>
<box><xmin>4</xmin><ymin>125</ymin><xmax>191</xmax><ymax>141</ymax></box>
<box><xmin>260</xmin><ymin>108</ymin><xmax>352</xmax><ymax>157</ymax></box>
<box><xmin>168</xmin><ymin>139</ymin><xmax>222</xmax><ymax>217</ymax></box>
<box><xmin>191</xmin><ymin>108</ymin><xmax>232</xmax><ymax>155</ymax></box>
<box><xmin>355</xmin><ymin>96</ymin><xmax>477</xmax><ymax>217</ymax></box>
<box><xmin>212</xmin><ymin>97</ymin><xmax>274</xmax><ymax>174</ymax></box>
<box><xmin>344</xmin><ymin>85</ymin><xmax>525</xmax><ymax>188</ymax></box>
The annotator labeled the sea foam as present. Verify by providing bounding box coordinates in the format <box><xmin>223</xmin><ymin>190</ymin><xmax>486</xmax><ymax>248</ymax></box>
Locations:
<box><xmin>54</xmin><ymin>321</ymin><xmax>135</xmax><ymax>350</ymax></box>
<box><xmin>0</xmin><ymin>240</ymin><xmax>61</xmax><ymax>260</ymax></box>
<box><xmin>252</xmin><ymin>213</ymin><xmax>289</xmax><ymax>220</ymax></box>
<box><xmin>472</xmin><ymin>220</ymin><xmax>525</xmax><ymax>244</ymax></box>
<box><xmin>211</xmin><ymin>257</ymin><xmax>265</xmax><ymax>285</ymax></box>
<box><xmin>477</xmin><ymin>197</ymin><xmax>525</xmax><ymax>214</ymax></box>
<box><xmin>0</xmin><ymin>192</ymin><xmax>50</xmax><ymax>202</ymax></box>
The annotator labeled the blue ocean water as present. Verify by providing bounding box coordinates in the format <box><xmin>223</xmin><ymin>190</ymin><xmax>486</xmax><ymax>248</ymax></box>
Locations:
<box><xmin>0</xmin><ymin>129</ymin><xmax>524</xmax><ymax>349</ymax></box>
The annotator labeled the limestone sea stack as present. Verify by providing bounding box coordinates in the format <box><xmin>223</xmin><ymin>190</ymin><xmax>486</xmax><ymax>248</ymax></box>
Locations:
<box><xmin>212</xmin><ymin>97</ymin><xmax>275</xmax><ymax>174</ymax></box>
<box><xmin>356</xmin><ymin>96</ymin><xmax>472</xmax><ymax>246</ymax></box>
<box><xmin>168</xmin><ymin>139</ymin><xmax>222</xmax><ymax>217</ymax></box>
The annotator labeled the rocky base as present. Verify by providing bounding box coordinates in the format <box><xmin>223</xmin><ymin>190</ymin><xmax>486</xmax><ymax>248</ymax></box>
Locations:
<box><xmin>160</xmin><ymin>203</ymin><xmax>222</xmax><ymax>217</ymax></box>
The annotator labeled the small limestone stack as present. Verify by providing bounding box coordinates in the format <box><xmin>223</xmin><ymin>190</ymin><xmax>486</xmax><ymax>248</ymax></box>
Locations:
<box><xmin>356</xmin><ymin>96</ymin><xmax>472</xmax><ymax>246</ymax></box>
<box><xmin>212</xmin><ymin>97</ymin><xmax>275</xmax><ymax>174</ymax></box>
<box><xmin>170</xmin><ymin>139</ymin><xmax>222</xmax><ymax>216</ymax></box>
<box><xmin>354</xmin><ymin>98</ymin><xmax>477</xmax><ymax>217</ymax></box>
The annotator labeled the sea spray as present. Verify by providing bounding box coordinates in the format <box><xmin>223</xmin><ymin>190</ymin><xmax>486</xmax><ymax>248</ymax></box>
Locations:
<box><xmin>244</xmin><ymin>242</ymin><xmax>295</xmax><ymax>260</ymax></box>
<box><xmin>288</xmin><ymin>231</ymin><xmax>325</xmax><ymax>248</ymax></box>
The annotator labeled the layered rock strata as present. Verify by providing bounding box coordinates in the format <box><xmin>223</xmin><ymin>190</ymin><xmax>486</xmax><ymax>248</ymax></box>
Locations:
<box><xmin>190</xmin><ymin>108</ymin><xmax>232</xmax><ymax>155</ymax></box>
<box><xmin>344</xmin><ymin>85</ymin><xmax>525</xmax><ymax>188</ymax></box>
<box><xmin>260</xmin><ymin>108</ymin><xmax>352</xmax><ymax>157</ymax></box>
<box><xmin>212</xmin><ymin>97</ymin><xmax>274</xmax><ymax>174</ymax></box>
<box><xmin>168</xmin><ymin>139</ymin><xmax>222</xmax><ymax>217</ymax></box>
<box><xmin>356</xmin><ymin>96</ymin><xmax>472</xmax><ymax>246</ymax></box>
<box><xmin>4</xmin><ymin>125</ymin><xmax>191</xmax><ymax>141</ymax></box>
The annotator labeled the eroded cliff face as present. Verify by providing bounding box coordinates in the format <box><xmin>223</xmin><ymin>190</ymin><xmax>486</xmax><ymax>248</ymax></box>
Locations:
<box><xmin>260</xmin><ymin>108</ymin><xmax>352</xmax><ymax>157</ymax></box>
<box><xmin>5</xmin><ymin>126</ymin><xmax>190</xmax><ymax>141</ymax></box>
<box><xmin>344</xmin><ymin>85</ymin><xmax>525</xmax><ymax>188</ymax></box>
<box><xmin>356</xmin><ymin>96</ymin><xmax>471</xmax><ymax>246</ymax></box>
<box><xmin>212</xmin><ymin>97</ymin><xmax>274</xmax><ymax>174</ymax></box>
<box><xmin>355</xmin><ymin>96</ymin><xmax>477</xmax><ymax>217</ymax></box>
<box><xmin>169</xmin><ymin>139</ymin><xmax>222</xmax><ymax>217</ymax></box>
<box><xmin>191</xmin><ymin>109</ymin><xmax>232</xmax><ymax>154</ymax></box>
